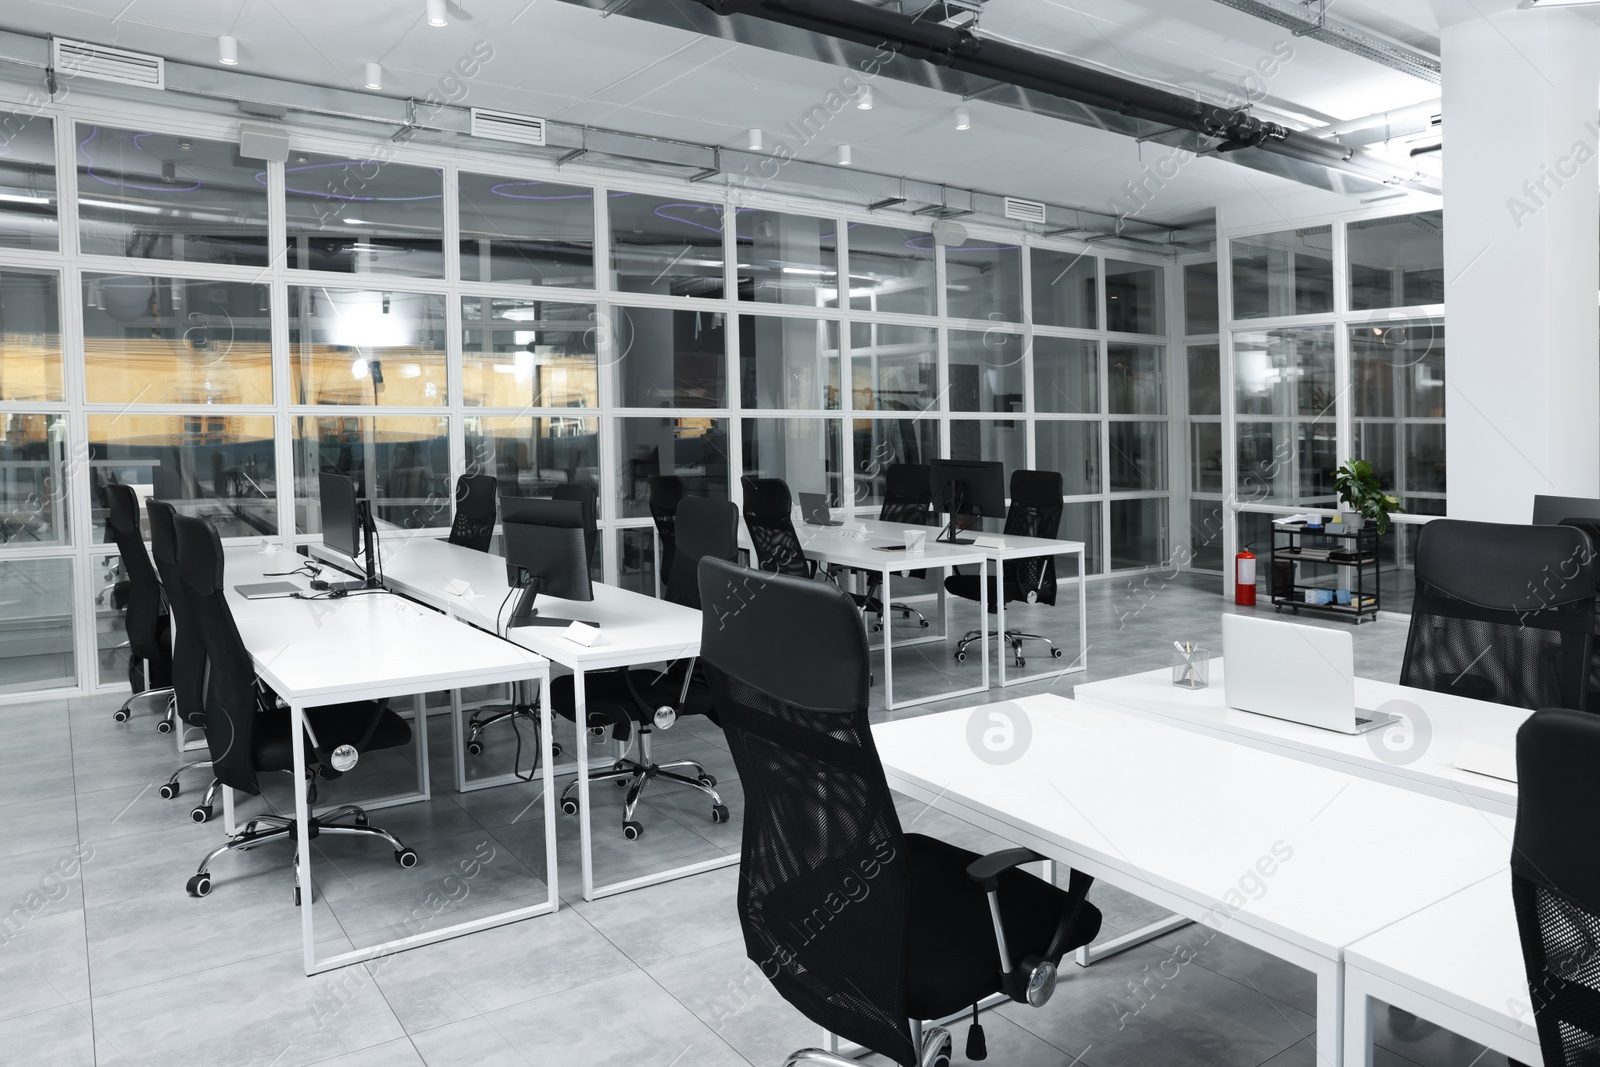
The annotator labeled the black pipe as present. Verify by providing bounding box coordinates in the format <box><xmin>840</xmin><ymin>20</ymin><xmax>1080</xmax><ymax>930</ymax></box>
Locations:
<box><xmin>695</xmin><ymin>0</ymin><xmax>1408</xmax><ymax>185</ymax></box>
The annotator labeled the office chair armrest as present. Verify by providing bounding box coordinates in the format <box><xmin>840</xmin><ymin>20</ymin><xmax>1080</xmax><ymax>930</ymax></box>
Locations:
<box><xmin>622</xmin><ymin>659</ymin><xmax>695</xmax><ymax>728</ymax></box>
<box><xmin>967</xmin><ymin>848</ymin><xmax>1096</xmax><ymax>1006</ymax></box>
<box><xmin>966</xmin><ymin>847</ymin><xmax>1044</xmax><ymax>892</ymax></box>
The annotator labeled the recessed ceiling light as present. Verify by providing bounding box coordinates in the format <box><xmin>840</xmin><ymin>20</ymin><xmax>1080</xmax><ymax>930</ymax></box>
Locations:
<box><xmin>427</xmin><ymin>0</ymin><xmax>449</xmax><ymax>26</ymax></box>
<box><xmin>837</xmin><ymin>144</ymin><xmax>853</xmax><ymax>166</ymax></box>
<box><xmin>364</xmin><ymin>62</ymin><xmax>382</xmax><ymax>90</ymax></box>
<box><xmin>857</xmin><ymin>86</ymin><xmax>873</xmax><ymax>110</ymax></box>
<box><xmin>746</xmin><ymin>128</ymin><xmax>763</xmax><ymax>152</ymax></box>
<box><xmin>955</xmin><ymin>106</ymin><xmax>971</xmax><ymax>131</ymax></box>
<box><xmin>218</xmin><ymin>35</ymin><xmax>239</xmax><ymax>66</ymax></box>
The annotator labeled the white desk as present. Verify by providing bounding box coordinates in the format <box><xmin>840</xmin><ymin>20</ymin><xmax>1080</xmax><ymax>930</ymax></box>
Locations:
<box><xmin>871</xmin><ymin>693</ymin><xmax>1513</xmax><ymax>1067</ymax></box>
<box><xmin>1343</xmin><ymin>875</ymin><xmax>1540</xmax><ymax>1066</ymax></box>
<box><xmin>315</xmin><ymin>533</ymin><xmax>730</xmax><ymax>902</ymax></box>
<box><xmin>1075</xmin><ymin>662</ymin><xmax>1523</xmax><ymax>817</ymax></box>
<box><xmin>222</xmin><ymin>546</ymin><xmax>554</xmax><ymax>975</ymax></box>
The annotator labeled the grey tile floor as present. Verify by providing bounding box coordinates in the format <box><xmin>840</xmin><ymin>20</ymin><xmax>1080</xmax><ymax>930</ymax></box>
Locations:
<box><xmin>1</xmin><ymin>574</ymin><xmax>1510</xmax><ymax>1066</ymax></box>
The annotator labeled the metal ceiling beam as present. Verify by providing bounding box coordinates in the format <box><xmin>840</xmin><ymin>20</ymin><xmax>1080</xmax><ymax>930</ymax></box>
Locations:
<box><xmin>1209</xmin><ymin>0</ymin><xmax>1440</xmax><ymax>85</ymax></box>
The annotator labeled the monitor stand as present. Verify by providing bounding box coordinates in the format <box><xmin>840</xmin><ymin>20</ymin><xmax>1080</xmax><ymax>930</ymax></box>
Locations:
<box><xmin>506</xmin><ymin>586</ymin><xmax>598</xmax><ymax>630</ymax></box>
<box><xmin>935</xmin><ymin>482</ymin><xmax>976</xmax><ymax>545</ymax></box>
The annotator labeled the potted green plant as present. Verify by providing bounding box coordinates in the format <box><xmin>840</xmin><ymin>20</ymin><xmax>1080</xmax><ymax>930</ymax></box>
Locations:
<box><xmin>1333</xmin><ymin>459</ymin><xmax>1402</xmax><ymax>534</ymax></box>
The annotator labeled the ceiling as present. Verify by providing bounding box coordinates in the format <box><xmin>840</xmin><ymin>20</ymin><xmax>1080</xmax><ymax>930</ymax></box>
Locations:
<box><xmin>0</xmin><ymin>0</ymin><xmax>1508</xmax><ymax>228</ymax></box>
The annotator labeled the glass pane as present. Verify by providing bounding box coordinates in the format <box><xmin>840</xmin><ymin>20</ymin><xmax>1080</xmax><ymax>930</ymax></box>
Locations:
<box><xmin>1189</xmin><ymin>499</ymin><xmax>1225</xmax><ymax>572</ymax></box>
<box><xmin>1107</xmin><ymin>343</ymin><xmax>1166</xmax><ymax>415</ymax></box>
<box><xmin>1351</xmin><ymin>320</ymin><xmax>1444</xmax><ymax>419</ymax></box>
<box><xmin>736</xmin><ymin>209</ymin><xmax>839</xmax><ymax>308</ymax></box>
<box><xmin>1231</xmin><ymin>226</ymin><xmax>1334</xmax><ymax>319</ymax></box>
<box><xmin>1348</xmin><ymin>211</ymin><xmax>1443</xmax><ymax>311</ymax></box>
<box><xmin>0</xmin><ymin>111</ymin><xmax>58</xmax><ymax>250</ymax></box>
<box><xmin>949</xmin><ymin>329</ymin><xmax>1026</xmax><ymax>414</ymax></box>
<box><xmin>1190</xmin><ymin>423</ymin><xmax>1223</xmax><ymax>493</ymax></box>
<box><xmin>89</xmin><ymin>412</ymin><xmax>276</xmax><ymax>540</ymax></box>
<box><xmin>461</xmin><ymin>297</ymin><xmax>598</xmax><ymax>409</ymax></box>
<box><xmin>289</xmin><ymin>288</ymin><xmax>448</xmax><ymax>406</ymax></box>
<box><xmin>739</xmin><ymin>315</ymin><xmax>840</xmax><ymax>409</ymax></box>
<box><xmin>0</xmin><ymin>268</ymin><xmax>62</xmax><ymax>402</ymax></box>
<box><xmin>284</xmin><ymin>153</ymin><xmax>444</xmax><ymax>278</ymax></box>
<box><xmin>616</xmin><ymin>527</ymin><xmax>657</xmax><ymax>596</ymax></box>
<box><xmin>1111</xmin><ymin>497</ymin><xmax>1167</xmax><ymax>570</ymax></box>
<box><xmin>853</xmin><ymin>418</ymin><xmax>938</xmax><ymax>509</ymax></box>
<box><xmin>1237</xmin><ymin>421</ymin><xmax>1336</xmax><ymax>505</ymax></box>
<box><xmin>742</xmin><ymin>418</ymin><xmax>843</xmax><ymax>501</ymax></box>
<box><xmin>1033</xmin><ymin>337</ymin><xmax>1098</xmax><ymax>415</ymax></box>
<box><xmin>849</xmin><ymin>322</ymin><xmax>936</xmax><ymax>412</ymax></box>
<box><xmin>614</xmin><ymin>306</ymin><xmax>727</xmax><ymax>409</ymax></box>
<box><xmin>1</xmin><ymin>412</ymin><xmax>68</xmax><ymax>546</ymax></box>
<box><xmin>1104</xmin><ymin>260</ymin><xmax>1164</xmax><ymax>335</ymax></box>
<box><xmin>846</xmin><ymin>222</ymin><xmax>936</xmax><ymax>315</ymax></box>
<box><xmin>95</xmin><ymin>551</ymin><xmax>133</xmax><ymax>687</ymax></box>
<box><xmin>1234</xmin><ymin>326</ymin><xmax>1336</xmax><ymax>418</ymax></box>
<box><xmin>292</xmin><ymin>415</ymin><xmax>452</xmax><ymax>533</ymax></box>
<box><xmin>1109</xmin><ymin>421</ymin><xmax>1168</xmax><ymax>492</ymax></box>
<box><xmin>83</xmin><ymin>275</ymin><xmax>272</xmax><ymax>405</ymax></box>
<box><xmin>1035</xmin><ymin>420</ymin><xmax>1099</xmax><ymax>496</ymax></box>
<box><xmin>1186</xmin><ymin>344</ymin><xmax>1221</xmax><ymax>416</ymax></box>
<box><xmin>1063</xmin><ymin>501</ymin><xmax>1103</xmax><ymax>575</ymax></box>
<box><xmin>464</xmin><ymin>415</ymin><xmax>600</xmax><ymax>503</ymax></box>
<box><xmin>457</xmin><ymin>171</ymin><xmax>595</xmax><ymax>287</ymax></box>
<box><xmin>1031</xmin><ymin>248</ymin><xmax>1096</xmax><ymax>329</ymax></box>
<box><xmin>0</xmin><ymin>558</ymin><xmax>75</xmax><ymax>694</ymax></box>
<box><xmin>616</xmin><ymin>417</ymin><xmax>729</xmax><ymax>520</ymax></box>
<box><xmin>76</xmin><ymin>125</ymin><xmax>269</xmax><ymax>266</ymax></box>
<box><xmin>609</xmin><ymin>192</ymin><xmax>724</xmax><ymax>298</ymax></box>
<box><xmin>949</xmin><ymin>419</ymin><xmax>1026</xmax><ymax>491</ymax></box>
<box><xmin>1184</xmin><ymin>261</ymin><xmax>1219</xmax><ymax>335</ymax></box>
<box><xmin>945</xmin><ymin>238</ymin><xmax>1022</xmax><ymax>322</ymax></box>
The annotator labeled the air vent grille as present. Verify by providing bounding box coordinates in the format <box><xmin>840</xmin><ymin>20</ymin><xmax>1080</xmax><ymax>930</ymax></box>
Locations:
<box><xmin>470</xmin><ymin>109</ymin><xmax>547</xmax><ymax>147</ymax></box>
<box><xmin>52</xmin><ymin>38</ymin><xmax>164</xmax><ymax>89</ymax></box>
<box><xmin>1003</xmin><ymin>197</ymin><xmax>1047</xmax><ymax>224</ymax></box>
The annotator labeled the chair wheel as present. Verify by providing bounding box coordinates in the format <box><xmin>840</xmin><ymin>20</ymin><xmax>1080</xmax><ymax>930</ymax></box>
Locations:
<box><xmin>955</xmin><ymin>650</ymin><xmax>967</xmax><ymax>662</ymax></box>
<box><xmin>551</xmin><ymin>742</ymin><xmax>563</xmax><ymax>758</ymax></box>
<box><xmin>622</xmin><ymin>821</ymin><xmax>644</xmax><ymax>841</ymax></box>
<box><xmin>920</xmin><ymin>1031</ymin><xmax>952</xmax><ymax>1067</ymax></box>
<box><xmin>698</xmin><ymin>774</ymin><xmax>717</xmax><ymax>788</ymax></box>
<box><xmin>293</xmin><ymin>885</ymin><xmax>302</xmax><ymax>907</ymax></box>
<box><xmin>615</xmin><ymin>778</ymin><xmax>630</xmax><ymax>788</ymax></box>
<box><xmin>395</xmin><ymin>848</ymin><xmax>419</xmax><ymax>868</ymax></box>
<box><xmin>561</xmin><ymin>797</ymin><xmax>579</xmax><ymax>816</ymax></box>
<box><xmin>711</xmin><ymin>804</ymin><xmax>729</xmax><ymax>824</ymax></box>
<box><xmin>113</xmin><ymin>709</ymin><xmax>130</xmax><ymax>723</ymax></box>
<box><xmin>466</xmin><ymin>741</ymin><xmax>483</xmax><ymax>756</ymax></box>
<box><xmin>919</xmin><ymin>619</ymin><xmax>929</xmax><ymax>628</ymax></box>
<box><xmin>185</xmin><ymin>873</ymin><xmax>211</xmax><ymax>898</ymax></box>
<box><xmin>1015</xmin><ymin>657</ymin><xmax>1026</xmax><ymax>668</ymax></box>
<box><xmin>190</xmin><ymin>805</ymin><xmax>212</xmax><ymax>823</ymax></box>
<box><xmin>354</xmin><ymin>812</ymin><xmax>369</xmax><ymax>827</ymax></box>
<box><xmin>1051</xmin><ymin>647</ymin><xmax>1064</xmax><ymax>659</ymax></box>
<box><xmin>159</xmin><ymin>781</ymin><xmax>180</xmax><ymax>800</ymax></box>
<box><xmin>156</xmin><ymin>718</ymin><xmax>173</xmax><ymax>734</ymax></box>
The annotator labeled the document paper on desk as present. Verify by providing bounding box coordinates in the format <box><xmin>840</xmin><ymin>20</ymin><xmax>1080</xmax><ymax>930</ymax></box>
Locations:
<box><xmin>1450</xmin><ymin>740</ymin><xmax>1517</xmax><ymax>783</ymax></box>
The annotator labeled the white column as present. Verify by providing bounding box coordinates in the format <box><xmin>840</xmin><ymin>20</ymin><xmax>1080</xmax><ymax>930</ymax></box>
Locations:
<box><xmin>1442</xmin><ymin>8</ymin><xmax>1600</xmax><ymax>521</ymax></box>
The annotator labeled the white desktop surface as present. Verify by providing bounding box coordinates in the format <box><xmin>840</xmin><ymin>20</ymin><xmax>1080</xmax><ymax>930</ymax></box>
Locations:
<box><xmin>1074</xmin><ymin>662</ymin><xmax>1523</xmax><ymax>815</ymax></box>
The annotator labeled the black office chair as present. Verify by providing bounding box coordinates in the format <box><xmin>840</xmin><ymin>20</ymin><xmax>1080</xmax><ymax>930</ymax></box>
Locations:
<box><xmin>1512</xmin><ymin>708</ymin><xmax>1600</xmax><ymax>1067</ymax></box>
<box><xmin>741</xmin><ymin>476</ymin><xmax>817</xmax><ymax>578</ymax></box>
<box><xmin>172</xmin><ymin>514</ymin><xmax>418</xmax><ymax>901</ymax></box>
<box><xmin>648</xmin><ymin>475</ymin><xmax>686</xmax><ymax>590</ymax></box>
<box><xmin>947</xmin><ymin>470</ymin><xmax>1066</xmax><ymax>669</ymax></box>
<box><xmin>1559</xmin><ymin>517</ymin><xmax>1600</xmax><ymax>715</ymax></box>
<box><xmin>549</xmin><ymin>495</ymin><xmax>738</xmax><ymax>839</ymax></box>
<box><xmin>1401</xmin><ymin>519</ymin><xmax>1595</xmax><ymax>710</ymax></box>
<box><xmin>697</xmin><ymin>556</ymin><xmax>1102</xmax><ymax>1067</ymax></box>
<box><xmin>446</xmin><ymin>473</ymin><xmax>498</xmax><ymax>553</ymax></box>
<box><xmin>147</xmin><ymin>499</ymin><xmax>219</xmax><ymax>821</ymax></box>
<box><xmin>871</xmin><ymin>463</ymin><xmax>933</xmax><ymax>630</ymax></box>
<box><xmin>105</xmin><ymin>484</ymin><xmax>174</xmax><ymax>728</ymax></box>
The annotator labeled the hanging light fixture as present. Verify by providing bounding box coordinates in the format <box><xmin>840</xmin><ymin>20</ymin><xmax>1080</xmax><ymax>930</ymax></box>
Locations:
<box><xmin>857</xmin><ymin>86</ymin><xmax>874</xmax><ymax>110</ymax></box>
<box><xmin>427</xmin><ymin>0</ymin><xmax>449</xmax><ymax>26</ymax></box>
<box><xmin>364</xmin><ymin>62</ymin><xmax>383</xmax><ymax>90</ymax></box>
<box><xmin>837</xmin><ymin>144</ymin><xmax>853</xmax><ymax>166</ymax></box>
<box><xmin>746</xmin><ymin>128</ymin><xmax>764</xmax><ymax>151</ymax></box>
<box><xmin>955</xmin><ymin>106</ymin><xmax>971</xmax><ymax>131</ymax></box>
<box><xmin>217</xmin><ymin>35</ymin><xmax>239</xmax><ymax>66</ymax></box>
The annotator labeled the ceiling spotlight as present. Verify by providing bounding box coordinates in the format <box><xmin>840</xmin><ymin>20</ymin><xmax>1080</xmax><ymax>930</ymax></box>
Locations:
<box><xmin>746</xmin><ymin>128</ymin><xmax>763</xmax><ymax>152</ymax></box>
<box><xmin>955</xmin><ymin>106</ymin><xmax>971</xmax><ymax>131</ymax></box>
<box><xmin>427</xmin><ymin>0</ymin><xmax>449</xmax><ymax>26</ymax></box>
<box><xmin>364</xmin><ymin>62</ymin><xmax>383</xmax><ymax>90</ymax></box>
<box><xmin>218</xmin><ymin>35</ymin><xmax>239</xmax><ymax>66</ymax></box>
<box><xmin>857</xmin><ymin>86</ymin><xmax>874</xmax><ymax>110</ymax></box>
<box><xmin>837</xmin><ymin>144</ymin><xmax>853</xmax><ymax>166</ymax></box>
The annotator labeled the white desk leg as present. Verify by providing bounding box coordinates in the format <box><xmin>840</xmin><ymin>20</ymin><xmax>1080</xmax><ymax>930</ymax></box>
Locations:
<box><xmin>539</xmin><ymin>675</ymin><xmax>559</xmax><ymax>911</ymax></box>
<box><xmin>1342</xmin><ymin>969</ymin><xmax>1375</xmax><ymax>1067</ymax></box>
<box><xmin>979</xmin><ymin>559</ymin><xmax>990</xmax><ymax>691</ymax></box>
<box><xmin>1315</xmin><ymin>958</ymin><xmax>1344</xmax><ymax>1067</ymax></box>
<box><xmin>414</xmin><ymin>693</ymin><xmax>431</xmax><ymax>800</ymax></box>
<box><xmin>576</xmin><ymin>669</ymin><xmax>595</xmax><ymax>901</ymax></box>
<box><xmin>451</xmin><ymin>688</ymin><xmax>468</xmax><ymax>793</ymax></box>
<box><xmin>881</xmin><ymin>564</ymin><xmax>894</xmax><ymax>708</ymax></box>
<box><xmin>1077</xmin><ymin>548</ymin><xmax>1088</xmax><ymax>670</ymax></box>
<box><xmin>290</xmin><ymin>700</ymin><xmax>316</xmax><ymax>975</ymax></box>
<box><xmin>995</xmin><ymin>557</ymin><xmax>1007</xmax><ymax>687</ymax></box>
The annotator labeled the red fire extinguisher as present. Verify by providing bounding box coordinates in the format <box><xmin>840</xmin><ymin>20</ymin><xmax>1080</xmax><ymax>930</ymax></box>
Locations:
<box><xmin>1235</xmin><ymin>548</ymin><xmax>1257</xmax><ymax>607</ymax></box>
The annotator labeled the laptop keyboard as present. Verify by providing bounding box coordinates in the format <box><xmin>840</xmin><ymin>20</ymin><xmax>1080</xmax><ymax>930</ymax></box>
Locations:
<box><xmin>1355</xmin><ymin>716</ymin><xmax>1371</xmax><ymax>726</ymax></box>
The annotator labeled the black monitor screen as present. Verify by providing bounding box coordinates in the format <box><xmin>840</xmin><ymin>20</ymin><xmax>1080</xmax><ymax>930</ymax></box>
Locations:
<box><xmin>929</xmin><ymin>459</ymin><xmax>1007</xmax><ymax>522</ymax></box>
<box><xmin>1533</xmin><ymin>495</ymin><xmax>1600</xmax><ymax>526</ymax></box>
<box><xmin>319</xmin><ymin>470</ymin><xmax>362</xmax><ymax>559</ymax></box>
<box><xmin>502</xmin><ymin>497</ymin><xmax>593</xmax><ymax>626</ymax></box>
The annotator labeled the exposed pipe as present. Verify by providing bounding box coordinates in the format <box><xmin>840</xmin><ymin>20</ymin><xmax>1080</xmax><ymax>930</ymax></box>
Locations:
<box><xmin>693</xmin><ymin>0</ymin><xmax>1431</xmax><ymax>192</ymax></box>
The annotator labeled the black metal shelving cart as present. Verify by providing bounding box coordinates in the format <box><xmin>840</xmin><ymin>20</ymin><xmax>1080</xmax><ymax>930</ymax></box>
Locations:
<box><xmin>1270</xmin><ymin>521</ymin><xmax>1381</xmax><ymax>623</ymax></box>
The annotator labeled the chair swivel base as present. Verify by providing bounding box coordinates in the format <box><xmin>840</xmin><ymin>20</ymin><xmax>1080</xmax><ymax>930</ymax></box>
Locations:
<box><xmin>185</xmin><ymin>805</ymin><xmax>417</xmax><ymax>905</ymax></box>
<box><xmin>558</xmin><ymin>729</ymin><xmax>726</xmax><ymax>841</ymax></box>
<box><xmin>953</xmin><ymin>629</ymin><xmax>1065</xmax><ymax>669</ymax></box>
<box><xmin>783</xmin><ymin>1026</ymin><xmax>952</xmax><ymax>1067</ymax></box>
<box><xmin>465</xmin><ymin>703</ymin><xmax>563</xmax><ymax>760</ymax></box>
<box><xmin>159</xmin><ymin>762</ymin><xmax>219</xmax><ymax>822</ymax></box>
<box><xmin>113</xmin><ymin>686</ymin><xmax>174</xmax><ymax>726</ymax></box>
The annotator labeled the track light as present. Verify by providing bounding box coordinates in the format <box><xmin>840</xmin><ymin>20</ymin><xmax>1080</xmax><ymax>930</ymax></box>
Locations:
<box><xmin>218</xmin><ymin>35</ymin><xmax>239</xmax><ymax>66</ymax></box>
<box><xmin>746</xmin><ymin>128</ymin><xmax>764</xmax><ymax>151</ymax></box>
<box><xmin>857</xmin><ymin>85</ymin><xmax>874</xmax><ymax>110</ymax></box>
<box><xmin>427</xmin><ymin>0</ymin><xmax>448</xmax><ymax>26</ymax></box>
<box><xmin>955</xmin><ymin>106</ymin><xmax>971</xmax><ymax>131</ymax></box>
<box><xmin>364</xmin><ymin>62</ymin><xmax>383</xmax><ymax>90</ymax></box>
<box><xmin>837</xmin><ymin>144</ymin><xmax>853</xmax><ymax>166</ymax></box>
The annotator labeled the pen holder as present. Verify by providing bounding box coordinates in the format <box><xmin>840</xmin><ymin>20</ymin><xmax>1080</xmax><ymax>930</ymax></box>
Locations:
<box><xmin>1172</xmin><ymin>647</ymin><xmax>1210</xmax><ymax>690</ymax></box>
<box><xmin>903</xmin><ymin>529</ymin><xmax>927</xmax><ymax>554</ymax></box>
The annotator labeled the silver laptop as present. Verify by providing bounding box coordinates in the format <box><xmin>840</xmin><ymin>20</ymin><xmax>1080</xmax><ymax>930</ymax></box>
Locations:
<box><xmin>1221</xmin><ymin>614</ymin><xmax>1398</xmax><ymax>734</ymax></box>
<box><xmin>798</xmin><ymin>492</ymin><xmax>841</xmax><ymax>527</ymax></box>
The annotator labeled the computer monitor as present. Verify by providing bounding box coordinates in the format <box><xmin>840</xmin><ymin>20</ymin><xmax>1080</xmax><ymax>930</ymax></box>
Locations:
<box><xmin>1533</xmin><ymin>495</ymin><xmax>1600</xmax><ymax>526</ymax></box>
<box><xmin>929</xmin><ymin>459</ymin><xmax>1006</xmax><ymax>544</ymax></box>
<box><xmin>318</xmin><ymin>470</ymin><xmax>379</xmax><ymax>589</ymax></box>
<box><xmin>502</xmin><ymin>496</ymin><xmax>595</xmax><ymax>628</ymax></box>
<box><xmin>550</xmin><ymin>483</ymin><xmax>599</xmax><ymax>567</ymax></box>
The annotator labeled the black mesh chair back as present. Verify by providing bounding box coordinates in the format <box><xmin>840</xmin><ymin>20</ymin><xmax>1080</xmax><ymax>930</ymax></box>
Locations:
<box><xmin>741</xmin><ymin>476</ymin><xmax>812</xmax><ymax>578</ymax></box>
<box><xmin>105</xmin><ymin>483</ymin><xmax>171</xmax><ymax>691</ymax></box>
<box><xmin>1559</xmin><ymin>518</ymin><xmax>1600</xmax><ymax>712</ymax></box>
<box><xmin>879</xmin><ymin>463</ymin><xmax>932</xmax><ymax>525</ymax></box>
<box><xmin>173</xmin><ymin>514</ymin><xmax>263</xmax><ymax>796</ymax></box>
<box><xmin>648</xmin><ymin>475</ymin><xmax>687</xmax><ymax>589</ymax></box>
<box><xmin>147</xmin><ymin>499</ymin><xmax>204</xmax><ymax>726</ymax></box>
<box><xmin>447</xmin><ymin>473</ymin><xmax>498</xmax><ymax>553</ymax></box>
<box><xmin>1002</xmin><ymin>469</ymin><xmax>1064</xmax><ymax>607</ymax></box>
<box><xmin>1513</xmin><ymin>708</ymin><xmax>1600</xmax><ymax>1064</ymax></box>
<box><xmin>666</xmin><ymin>496</ymin><xmax>738</xmax><ymax>610</ymax></box>
<box><xmin>1401</xmin><ymin>519</ymin><xmax>1595</xmax><ymax>710</ymax></box>
<box><xmin>697</xmin><ymin>555</ymin><xmax>916</xmax><ymax>1065</ymax></box>
<box><xmin>552</xmin><ymin>483</ymin><xmax>599</xmax><ymax>567</ymax></box>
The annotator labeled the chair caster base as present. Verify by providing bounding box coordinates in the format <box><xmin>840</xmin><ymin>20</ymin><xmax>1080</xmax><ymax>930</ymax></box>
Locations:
<box><xmin>711</xmin><ymin>804</ymin><xmax>729</xmax><ymax>824</ymax></box>
<box><xmin>622</xmin><ymin>820</ymin><xmax>644</xmax><ymax>841</ymax></box>
<box><xmin>160</xmin><ymin>781</ymin><xmax>180</xmax><ymax>800</ymax></box>
<box><xmin>113</xmin><ymin>709</ymin><xmax>130</xmax><ymax>723</ymax></box>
